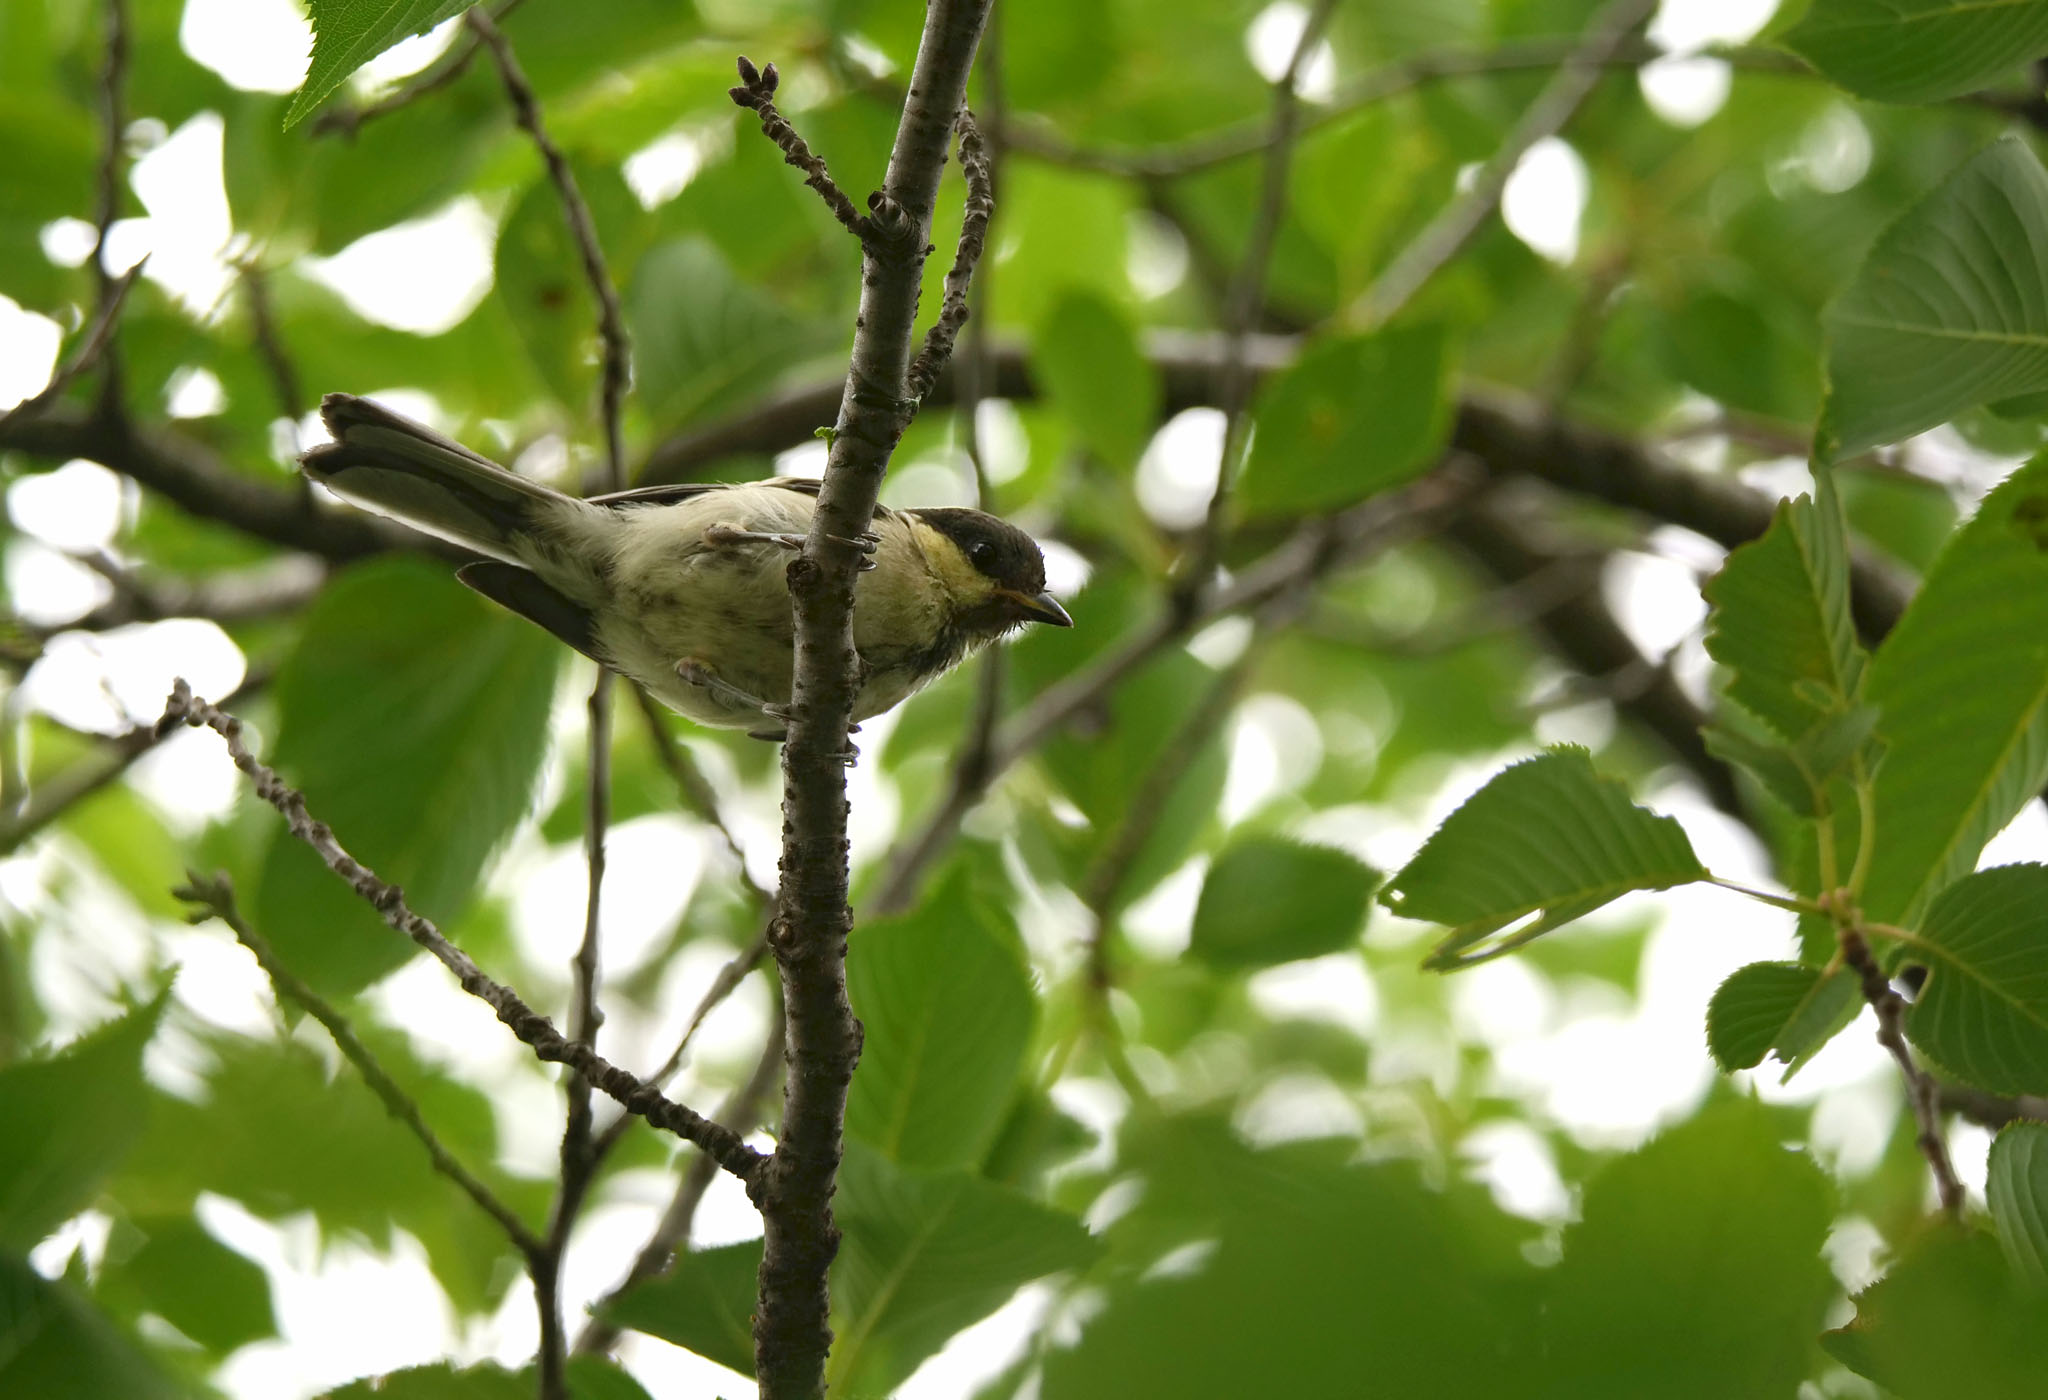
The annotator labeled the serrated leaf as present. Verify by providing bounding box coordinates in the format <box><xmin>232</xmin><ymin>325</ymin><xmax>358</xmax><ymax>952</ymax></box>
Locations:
<box><xmin>601</xmin><ymin>1240</ymin><xmax>759</xmax><ymax>1378</ymax></box>
<box><xmin>0</xmin><ymin>1254</ymin><xmax>183</xmax><ymax>1400</ymax></box>
<box><xmin>285</xmin><ymin>0</ymin><xmax>471</xmax><ymax>130</ymax></box>
<box><xmin>828</xmin><ymin>1145</ymin><xmax>1098</xmax><ymax>1397</ymax></box>
<box><xmin>1784</xmin><ymin>0</ymin><xmax>2048</xmax><ymax>105</ymax></box>
<box><xmin>1238</xmin><ymin>325</ymin><xmax>1451</xmax><ymax>516</ymax></box>
<box><xmin>1820</xmin><ymin>138</ymin><xmax>2048</xmax><ymax>459</ymax></box>
<box><xmin>1862</xmin><ymin>453</ymin><xmax>2048</xmax><ymax>926</ymax></box>
<box><xmin>1706</xmin><ymin>962</ymin><xmax>1820</xmax><ymax>1071</ymax></box>
<box><xmin>1773</xmin><ymin>965</ymin><xmax>1865</xmax><ymax>1077</ymax></box>
<box><xmin>320</xmin><ymin>1362</ymin><xmax>529</xmax><ymax>1399</ymax></box>
<box><xmin>1380</xmin><ymin>747</ymin><xmax>1709</xmax><ymax>969</ymax></box>
<box><xmin>845</xmin><ymin>871</ymin><xmax>1037</xmax><ymax>1170</ymax></box>
<box><xmin>1188</xmin><ymin>836</ymin><xmax>1378</xmax><ymax>969</ymax></box>
<box><xmin>1702</xmin><ymin>489</ymin><xmax>1865</xmax><ymax>741</ymax></box>
<box><xmin>1823</xmin><ymin>1226</ymin><xmax>2048</xmax><ymax>1396</ymax></box>
<box><xmin>1030</xmin><ymin>291</ymin><xmax>1159</xmax><ymax>473</ymax></box>
<box><xmin>1988</xmin><ymin>1120</ymin><xmax>2048</xmax><ymax>1287</ymax></box>
<box><xmin>254</xmin><ymin>558</ymin><xmax>561</xmax><ymax>998</ymax></box>
<box><xmin>0</xmin><ymin>996</ymin><xmax>165</xmax><ymax>1250</ymax></box>
<box><xmin>1899</xmin><ymin>864</ymin><xmax>2048</xmax><ymax>1095</ymax></box>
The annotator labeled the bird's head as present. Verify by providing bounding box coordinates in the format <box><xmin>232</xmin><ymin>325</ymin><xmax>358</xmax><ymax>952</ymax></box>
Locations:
<box><xmin>910</xmin><ymin>507</ymin><xmax>1073</xmax><ymax>638</ymax></box>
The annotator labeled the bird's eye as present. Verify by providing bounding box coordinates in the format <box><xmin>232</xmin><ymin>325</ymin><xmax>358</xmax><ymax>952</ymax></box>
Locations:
<box><xmin>968</xmin><ymin>540</ymin><xmax>998</xmax><ymax>570</ymax></box>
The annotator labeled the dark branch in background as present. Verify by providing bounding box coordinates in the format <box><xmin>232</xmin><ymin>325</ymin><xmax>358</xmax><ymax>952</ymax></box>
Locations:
<box><xmin>1445</xmin><ymin>487</ymin><xmax>1739</xmax><ymax>813</ymax></box>
<box><xmin>155</xmin><ymin>680</ymin><xmax>765</xmax><ymax>1181</ymax></box>
<box><xmin>1940</xmin><ymin>1081</ymin><xmax>2048</xmax><ymax>1130</ymax></box>
<box><xmin>309</xmin><ymin>0</ymin><xmax>530</xmax><ymax>139</ymax></box>
<box><xmin>730</xmin><ymin>57</ymin><xmax>868</xmax><ymax>236</ymax></box>
<box><xmin>1178</xmin><ymin>0</ymin><xmax>1338</xmax><ymax>617</ymax></box>
<box><xmin>1354</xmin><ymin>0</ymin><xmax>1657</xmax><ymax>326</ymax></box>
<box><xmin>1841</xmin><ymin>923</ymin><xmax>1963</xmax><ymax>1215</ymax></box>
<box><xmin>0</xmin><ymin>265</ymin><xmax>145</xmax><ymax>435</ymax></box>
<box><xmin>29</xmin><ymin>553</ymin><xmax>324</xmax><ymax>642</ymax></box>
<box><xmin>239</xmin><ymin>261</ymin><xmax>306</xmax><ymax>426</ymax></box>
<box><xmin>464</xmin><ymin>18</ymin><xmax>634</xmax><ymax>1393</ymax></box>
<box><xmin>738</xmin><ymin>5</ymin><xmax>991</xmax><ymax>1393</ymax></box>
<box><xmin>576</xmin><ymin>1020</ymin><xmax>786</xmax><ymax>1357</ymax></box>
<box><xmin>89</xmin><ymin>0</ymin><xmax>130</xmax><ymax>414</ymax></box>
<box><xmin>178</xmin><ymin>872</ymin><xmax>544</xmax><ymax>1257</ymax></box>
<box><xmin>905</xmin><ymin>109</ymin><xmax>993</xmax><ymax>401</ymax></box>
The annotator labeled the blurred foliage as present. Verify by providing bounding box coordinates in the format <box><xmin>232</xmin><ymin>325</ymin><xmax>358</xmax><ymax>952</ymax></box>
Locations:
<box><xmin>5</xmin><ymin>0</ymin><xmax>2048</xmax><ymax>1395</ymax></box>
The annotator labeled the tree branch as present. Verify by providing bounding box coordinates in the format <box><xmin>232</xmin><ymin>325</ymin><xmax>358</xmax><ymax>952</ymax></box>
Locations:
<box><xmin>742</xmin><ymin>5</ymin><xmax>992</xmax><ymax>1393</ymax></box>
<box><xmin>730</xmin><ymin>57</ymin><xmax>868</xmax><ymax>236</ymax></box>
<box><xmin>904</xmin><ymin>109</ymin><xmax>993</xmax><ymax>402</ymax></box>
<box><xmin>155</xmin><ymin>680</ymin><xmax>766</xmax><ymax>1183</ymax></box>
<box><xmin>1842</xmin><ymin>923</ymin><xmax>1964</xmax><ymax>1215</ymax></box>
<box><xmin>178</xmin><ymin>871</ymin><xmax>545</xmax><ymax>1257</ymax></box>
<box><xmin>0</xmin><ymin>265</ymin><xmax>144</xmax><ymax>434</ymax></box>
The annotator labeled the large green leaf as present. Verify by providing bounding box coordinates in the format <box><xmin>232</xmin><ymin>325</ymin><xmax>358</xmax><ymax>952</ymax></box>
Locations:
<box><xmin>1029</xmin><ymin>291</ymin><xmax>1159</xmax><ymax>473</ymax></box>
<box><xmin>254</xmin><ymin>558</ymin><xmax>561</xmax><ymax>998</ymax></box>
<box><xmin>601</xmin><ymin>1240</ymin><xmax>759</xmax><ymax>1377</ymax></box>
<box><xmin>0</xmin><ymin>997</ymin><xmax>164</xmax><ymax>1251</ymax></box>
<box><xmin>1380</xmin><ymin>747</ymin><xmax>1709</xmax><ymax>969</ymax></box>
<box><xmin>1823</xmin><ymin>1226</ymin><xmax>2048</xmax><ymax>1397</ymax></box>
<box><xmin>1820</xmin><ymin>138</ymin><xmax>2048</xmax><ymax>459</ymax></box>
<box><xmin>1701</xmin><ymin>487</ymin><xmax>1865</xmax><ymax>742</ymax></box>
<box><xmin>1784</xmin><ymin>0</ymin><xmax>2048</xmax><ymax>105</ymax></box>
<box><xmin>1188</xmin><ymin>836</ymin><xmax>1379</xmax><ymax>969</ymax></box>
<box><xmin>96</xmin><ymin>1217</ymin><xmax>275</xmax><ymax>1355</ymax></box>
<box><xmin>1988</xmin><ymin>1120</ymin><xmax>2048</xmax><ymax>1287</ymax></box>
<box><xmin>1238</xmin><ymin>325</ymin><xmax>1451</xmax><ymax>516</ymax></box>
<box><xmin>828</xmin><ymin>1146</ymin><xmax>1098</xmax><ymax>1397</ymax></box>
<box><xmin>286</xmin><ymin>0</ymin><xmax>472</xmax><ymax>130</ymax></box>
<box><xmin>1533</xmin><ymin>1101</ymin><xmax>1835</xmax><ymax>1400</ymax></box>
<box><xmin>0</xmin><ymin>1254</ymin><xmax>184</xmax><ymax>1400</ymax></box>
<box><xmin>1861</xmin><ymin>454</ymin><xmax>2048</xmax><ymax>926</ymax></box>
<box><xmin>845</xmin><ymin>871</ymin><xmax>1037</xmax><ymax>1170</ymax></box>
<box><xmin>494</xmin><ymin>163</ymin><xmax>648</xmax><ymax>412</ymax></box>
<box><xmin>1899</xmin><ymin>864</ymin><xmax>2048</xmax><ymax>1094</ymax></box>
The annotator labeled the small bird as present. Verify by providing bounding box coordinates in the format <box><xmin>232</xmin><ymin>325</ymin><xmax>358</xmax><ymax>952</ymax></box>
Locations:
<box><xmin>301</xmin><ymin>393</ymin><xmax>1071</xmax><ymax>732</ymax></box>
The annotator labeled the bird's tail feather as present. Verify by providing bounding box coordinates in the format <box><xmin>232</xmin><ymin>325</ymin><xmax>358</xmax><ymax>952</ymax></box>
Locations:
<box><xmin>301</xmin><ymin>393</ymin><xmax>569</xmax><ymax>563</ymax></box>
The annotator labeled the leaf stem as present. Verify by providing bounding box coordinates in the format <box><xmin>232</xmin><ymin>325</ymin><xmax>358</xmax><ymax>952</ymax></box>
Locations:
<box><xmin>1704</xmin><ymin>875</ymin><xmax>1825</xmax><ymax>916</ymax></box>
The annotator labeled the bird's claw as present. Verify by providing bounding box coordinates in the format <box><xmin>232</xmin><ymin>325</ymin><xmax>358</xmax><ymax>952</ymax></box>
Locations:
<box><xmin>704</xmin><ymin>523</ymin><xmax>804</xmax><ymax>551</ymax></box>
<box><xmin>676</xmin><ymin>657</ymin><xmax>778</xmax><ymax>719</ymax></box>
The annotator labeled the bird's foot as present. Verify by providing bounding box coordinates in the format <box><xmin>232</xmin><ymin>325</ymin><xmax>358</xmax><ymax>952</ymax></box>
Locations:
<box><xmin>676</xmin><ymin>657</ymin><xmax>778</xmax><ymax>718</ymax></box>
<box><xmin>704</xmin><ymin>523</ymin><xmax>804</xmax><ymax>551</ymax></box>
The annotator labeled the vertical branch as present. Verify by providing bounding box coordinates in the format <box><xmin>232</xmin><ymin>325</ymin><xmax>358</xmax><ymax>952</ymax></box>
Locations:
<box><xmin>746</xmin><ymin>5</ymin><xmax>994</xmax><ymax>1395</ymax></box>
<box><xmin>467</xmin><ymin>16</ymin><xmax>634</xmax><ymax>1399</ymax></box>
<box><xmin>90</xmin><ymin>0</ymin><xmax>130</xmax><ymax>416</ymax></box>
<box><xmin>1841</xmin><ymin>925</ymin><xmax>1964</xmax><ymax>1215</ymax></box>
<box><xmin>1174</xmin><ymin>0</ymin><xmax>1339</xmax><ymax>617</ymax></box>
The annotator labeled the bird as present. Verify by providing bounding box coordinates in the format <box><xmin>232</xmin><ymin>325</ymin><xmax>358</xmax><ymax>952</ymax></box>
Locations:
<box><xmin>299</xmin><ymin>393</ymin><xmax>1072</xmax><ymax>734</ymax></box>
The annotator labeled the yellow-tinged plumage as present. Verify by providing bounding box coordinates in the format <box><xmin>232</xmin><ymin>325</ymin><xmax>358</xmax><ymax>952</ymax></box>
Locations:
<box><xmin>299</xmin><ymin>394</ymin><xmax>1071</xmax><ymax>732</ymax></box>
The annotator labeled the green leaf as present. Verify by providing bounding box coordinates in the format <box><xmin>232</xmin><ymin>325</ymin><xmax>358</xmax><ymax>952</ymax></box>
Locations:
<box><xmin>1820</xmin><ymin>138</ymin><xmax>2048</xmax><ymax>459</ymax></box>
<box><xmin>1706</xmin><ymin>961</ymin><xmax>1821</xmax><ymax>1072</ymax></box>
<box><xmin>321</xmin><ymin>1362</ymin><xmax>529</xmax><ymax>1399</ymax></box>
<box><xmin>1784</xmin><ymin>0</ymin><xmax>2048</xmax><ymax>105</ymax></box>
<box><xmin>602</xmin><ymin>1240</ymin><xmax>759</xmax><ymax>1378</ymax></box>
<box><xmin>1988</xmin><ymin>1120</ymin><xmax>2048</xmax><ymax>1287</ymax></box>
<box><xmin>285</xmin><ymin>0</ymin><xmax>472</xmax><ymax>130</ymax></box>
<box><xmin>0</xmin><ymin>1254</ymin><xmax>184</xmax><ymax>1400</ymax></box>
<box><xmin>1823</xmin><ymin>1225</ymin><xmax>2048</xmax><ymax>1397</ymax></box>
<box><xmin>0</xmin><ymin>996</ymin><xmax>164</xmax><ymax>1250</ymax></box>
<box><xmin>1861</xmin><ymin>453</ymin><xmax>2048</xmax><ymax>926</ymax></box>
<box><xmin>1188</xmin><ymin>836</ymin><xmax>1379</xmax><ymax>969</ymax></box>
<box><xmin>845</xmin><ymin>870</ymin><xmax>1037</xmax><ymax>1170</ymax></box>
<box><xmin>1380</xmin><ymin>747</ymin><xmax>1709</xmax><ymax>969</ymax></box>
<box><xmin>97</xmin><ymin>1217</ymin><xmax>274</xmax><ymax>1354</ymax></box>
<box><xmin>1029</xmin><ymin>291</ymin><xmax>1159</xmax><ymax>473</ymax></box>
<box><xmin>1238</xmin><ymin>325</ymin><xmax>1451</xmax><ymax>516</ymax></box>
<box><xmin>494</xmin><ymin>164</ymin><xmax>647</xmax><ymax>411</ymax></box>
<box><xmin>255</xmin><ymin>559</ymin><xmax>561</xmax><ymax>998</ymax></box>
<box><xmin>1535</xmin><ymin>1101</ymin><xmax>1836</xmax><ymax>1400</ymax></box>
<box><xmin>1900</xmin><ymin>864</ymin><xmax>2048</xmax><ymax>1095</ymax></box>
<box><xmin>828</xmin><ymin>1145</ymin><xmax>1098</xmax><ymax>1397</ymax></box>
<box><xmin>1702</xmin><ymin>488</ymin><xmax>1865</xmax><ymax>741</ymax></box>
<box><xmin>629</xmin><ymin>237</ymin><xmax>834</xmax><ymax>430</ymax></box>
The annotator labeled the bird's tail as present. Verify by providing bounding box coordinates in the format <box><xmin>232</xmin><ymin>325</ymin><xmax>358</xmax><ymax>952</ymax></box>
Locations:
<box><xmin>301</xmin><ymin>393</ymin><xmax>574</xmax><ymax>564</ymax></box>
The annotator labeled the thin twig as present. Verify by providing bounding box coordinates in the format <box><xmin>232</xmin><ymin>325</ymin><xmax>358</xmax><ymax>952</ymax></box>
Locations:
<box><xmin>311</xmin><ymin>0</ymin><xmax>530</xmax><ymax>139</ymax></box>
<box><xmin>467</xmin><ymin>7</ymin><xmax>630</xmax><ymax>486</ymax></box>
<box><xmin>88</xmin><ymin>0</ymin><xmax>130</xmax><ymax>415</ymax></box>
<box><xmin>239</xmin><ymin>262</ymin><xmax>306</xmax><ymax>424</ymax></box>
<box><xmin>1841</xmin><ymin>924</ymin><xmax>1964</xmax><ymax>1215</ymax></box>
<box><xmin>630</xmin><ymin>683</ymin><xmax>766</xmax><ymax>898</ymax></box>
<box><xmin>576</xmin><ymin>1018</ymin><xmax>786</xmax><ymax>1357</ymax></box>
<box><xmin>730</xmin><ymin>56</ymin><xmax>869</xmax><ymax>236</ymax></box>
<box><xmin>905</xmin><ymin>109</ymin><xmax>994</xmax><ymax>402</ymax></box>
<box><xmin>1175</xmin><ymin>0</ymin><xmax>1339</xmax><ymax>618</ymax></box>
<box><xmin>1353</xmin><ymin>0</ymin><xmax>1656</xmax><ymax>327</ymax></box>
<box><xmin>155</xmin><ymin>680</ymin><xmax>766</xmax><ymax>1181</ymax></box>
<box><xmin>178</xmin><ymin>871</ymin><xmax>545</xmax><ymax>1257</ymax></box>
<box><xmin>0</xmin><ymin>264</ymin><xmax>145</xmax><ymax>434</ymax></box>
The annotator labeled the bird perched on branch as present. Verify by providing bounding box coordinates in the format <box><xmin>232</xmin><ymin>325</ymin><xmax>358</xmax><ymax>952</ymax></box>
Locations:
<box><xmin>301</xmin><ymin>393</ymin><xmax>1071</xmax><ymax>733</ymax></box>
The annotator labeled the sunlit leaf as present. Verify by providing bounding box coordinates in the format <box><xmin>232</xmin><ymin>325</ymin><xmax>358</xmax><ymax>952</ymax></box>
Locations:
<box><xmin>1820</xmin><ymin>138</ymin><xmax>2048</xmax><ymax>459</ymax></box>
<box><xmin>1784</xmin><ymin>0</ymin><xmax>2048</xmax><ymax>105</ymax></box>
<box><xmin>286</xmin><ymin>0</ymin><xmax>471</xmax><ymax>130</ymax></box>
<box><xmin>1188</xmin><ymin>836</ymin><xmax>1378</xmax><ymax>969</ymax></box>
<box><xmin>1381</xmin><ymin>748</ymin><xmax>1709</xmax><ymax>969</ymax></box>
<box><xmin>602</xmin><ymin>1241</ymin><xmax>759</xmax><ymax>1377</ymax></box>
<box><xmin>1900</xmin><ymin>864</ymin><xmax>2048</xmax><ymax>1095</ymax></box>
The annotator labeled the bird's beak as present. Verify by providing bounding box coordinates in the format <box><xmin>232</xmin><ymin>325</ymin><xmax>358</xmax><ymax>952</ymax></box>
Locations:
<box><xmin>1005</xmin><ymin>590</ymin><xmax>1073</xmax><ymax>627</ymax></box>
